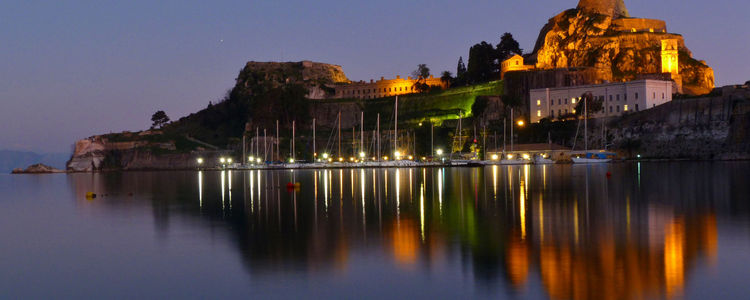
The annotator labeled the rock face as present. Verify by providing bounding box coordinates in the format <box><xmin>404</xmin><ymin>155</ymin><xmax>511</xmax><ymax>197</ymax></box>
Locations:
<box><xmin>12</xmin><ymin>163</ymin><xmax>65</xmax><ymax>174</ymax></box>
<box><xmin>528</xmin><ymin>2</ymin><xmax>714</xmax><ymax>95</ymax></box>
<box><xmin>238</xmin><ymin>60</ymin><xmax>349</xmax><ymax>97</ymax></box>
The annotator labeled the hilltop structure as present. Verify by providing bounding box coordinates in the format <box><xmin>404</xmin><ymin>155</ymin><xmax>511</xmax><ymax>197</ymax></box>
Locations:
<box><xmin>503</xmin><ymin>0</ymin><xmax>714</xmax><ymax>114</ymax></box>
<box><xmin>331</xmin><ymin>75</ymin><xmax>447</xmax><ymax>100</ymax></box>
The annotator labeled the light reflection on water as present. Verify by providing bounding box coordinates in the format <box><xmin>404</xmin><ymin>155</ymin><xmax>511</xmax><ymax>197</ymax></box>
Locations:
<box><xmin>1</xmin><ymin>162</ymin><xmax>749</xmax><ymax>298</ymax></box>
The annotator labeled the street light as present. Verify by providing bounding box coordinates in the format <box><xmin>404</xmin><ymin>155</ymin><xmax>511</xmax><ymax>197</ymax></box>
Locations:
<box><xmin>436</xmin><ymin>149</ymin><xmax>443</xmax><ymax>156</ymax></box>
<box><xmin>219</xmin><ymin>157</ymin><xmax>226</xmax><ymax>164</ymax></box>
<box><xmin>196</xmin><ymin>158</ymin><xmax>204</xmax><ymax>164</ymax></box>
<box><xmin>517</xmin><ymin>120</ymin><xmax>525</xmax><ymax>127</ymax></box>
<box><xmin>491</xmin><ymin>154</ymin><xmax>499</xmax><ymax>160</ymax></box>
<box><xmin>359</xmin><ymin>152</ymin><xmax>366</xmax><ymax>159</ymax></box>
<box><xmin>226</xmin><ymin>158</ymin><xmax>233</xmax><ymax>164</ymax></box>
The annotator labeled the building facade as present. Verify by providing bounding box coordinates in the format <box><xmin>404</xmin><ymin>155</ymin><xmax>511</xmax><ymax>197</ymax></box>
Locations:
<box><xmin>529</xmin><ymin>79</ymin><xmax>673</xmax><ymax>123</ymax></box>
<box><xmin>333</xmin><ymin>75</ymin><xmax>447</xmax><ymax>100</ymax></box>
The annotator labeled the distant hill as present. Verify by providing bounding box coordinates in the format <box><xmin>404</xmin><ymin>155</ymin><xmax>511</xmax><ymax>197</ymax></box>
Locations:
<box><xmin>0</xmin><ymin>150</ymin><xmax>69</xmax><ymax>173</ymax></box>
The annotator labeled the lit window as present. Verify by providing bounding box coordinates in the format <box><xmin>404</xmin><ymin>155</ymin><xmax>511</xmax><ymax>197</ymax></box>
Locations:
<box><xmin>571</xmin><ymin>98</ymin><xmax>576</xmax><ymax>104</ymax></box>
<box><xmin>624</xmin><ymin>104</ymin><xmax>629</xmax><ymax>111</ymax></box>
<box><xmin>537</xmin><ymin>110</ymin><xmax>541</xmax><ymax>117</ymax></box>
<box><xmin>537</xmin><ymin>100</ymin><xmax>541</xmax><ymax>106</ymax></box>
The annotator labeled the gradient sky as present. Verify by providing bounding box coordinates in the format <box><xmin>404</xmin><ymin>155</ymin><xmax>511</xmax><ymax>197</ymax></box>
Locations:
<box><xmin>2</xmin><ymin>0</ymin><xmax>748</xmax><ymax>153</ymax></box>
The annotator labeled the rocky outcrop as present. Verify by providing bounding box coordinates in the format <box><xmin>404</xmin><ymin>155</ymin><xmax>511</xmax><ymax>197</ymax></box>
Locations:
<box><xmin>238</xmin><ymin>61</ymin><xmax>349</xmax><ymax>98</ymax></box>
<box><xmin>12</xmin><ymin>163</ymin><xmax>65</xmax><ymax>174</ymax></box>
<box><xmin>67</xmin><ymin>138</ymin><xmax>107</xmax><ymax>172</ymax></box>
<box><xmin>528</xmin><ymin>3</ymin><xmax>714</xmax><ymax>95</ymax></box>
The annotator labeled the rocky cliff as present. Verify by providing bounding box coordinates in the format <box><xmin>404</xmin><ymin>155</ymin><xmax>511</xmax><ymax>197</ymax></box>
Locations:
<box><xmin>238</xmin><ymin>60</ymin><xmax>349</xmax><ymax>97</ymax></box>
<box><xmin>528</xmin><ymin>4</ymin><xmax>714</xmax><ymax>95</ymax></box>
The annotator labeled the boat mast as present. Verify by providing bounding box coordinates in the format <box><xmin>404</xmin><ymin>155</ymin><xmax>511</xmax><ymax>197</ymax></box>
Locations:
<box><xmin>312</xmin><ymin>118</ymin><xmax>316</xmax><ymax>161</ymax></box>
<box><xmin>394</xmin><ymin>96</ymin><xmax>398</xmax><ymax>156</ymax></box>
<box><xmin>292</xmin><ymin>120</ymin><xmax>295</xmax><ymax>161</ymax></box>
<box><xmin>376</xmin><ymin>113</ymin><xmax>380</xmax><ymax>161</ymax></box>
<box><xmin>584</xmin><ymin>95</ymin><xmax>588</xmax><ymax>152</ymax></box>
<box><xmin>360</xmin><ymin>112</ymin><xmax>364</xmax><ymax>156</ymax></box>
<box><xmin>510</xmin><ymin>108</ymin><xmax>514</xmax><ymax>152</ymax></box>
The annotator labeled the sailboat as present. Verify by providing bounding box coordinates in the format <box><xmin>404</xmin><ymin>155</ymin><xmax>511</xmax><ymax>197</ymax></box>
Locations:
<box><xmin>534</xmin><ymin>132</ymin><xmax>555</xmax><ymax>164</ymax></box>
<box><xmin>572</xmin><ymin>93</ymin><xmax>612</xmax><ymax>164</ymax></box>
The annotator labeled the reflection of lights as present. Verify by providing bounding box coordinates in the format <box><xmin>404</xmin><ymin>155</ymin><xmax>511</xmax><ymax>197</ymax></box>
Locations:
<box><xmin>395</xmin><ymin>169</ymin><xmax>400</xmax><ymax>214</ymax></box>
<box><xmin>198</xmin><ymin>171</ymin><xmax>203</xmax><ymax>208</ymax></box>
<box><xmin>438</xmin><ymin>169</ymin><xmax>443</xmax><ymax>215</ymax></box>
<box><xmin>506</xmin><ymin>236</ymin><xmax>529</xmax><ymax>288</ymax></box>
<box><xmin>392</xmin><ymin>219</ymin><xmax>418</xmax><ymax>265</ymax></box>
<box><xmin>491</xmin><ymin>154</ymin><xmax>499</xmax><ymax>160</ymax></box>
<box><xmin>664</xmin><ymin>220</ymin><xmax>685</xmax><ymax>298</ymax></box>
<box><xmin>420</xmin><ymin>184</ymin><xmax>425</xmax><ymax>241</ymax></box>
<box><xmin>492</xmin><ymin>165</ymin><xmax>497</xmax><ymax>201</ymax></box>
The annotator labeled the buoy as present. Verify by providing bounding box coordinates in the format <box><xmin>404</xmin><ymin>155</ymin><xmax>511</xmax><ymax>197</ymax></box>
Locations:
<box><xmin>286</xmin><ymin>182</ymin><xmax>295</xmax><ymax>189</ymax></box>
<box><xmin>294</xmin><ymin>182</ymin><xmax>301</xmax><ymax>188</ymax></box>
<box><xmin>606</xmin><ymin>172</ymin><xmax>612</xmax><ymax>178</ymax></box>
<box><xmin>85</xmin><ymin>192</ymin><xmax>96</xmax><ymax>200</ymax></box>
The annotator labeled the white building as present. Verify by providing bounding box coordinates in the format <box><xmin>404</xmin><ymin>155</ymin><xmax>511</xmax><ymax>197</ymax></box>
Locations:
<box><xmin>529</xmin><ymin>80</ymin><xmax>674</xmax><ymax>123</ymax></box>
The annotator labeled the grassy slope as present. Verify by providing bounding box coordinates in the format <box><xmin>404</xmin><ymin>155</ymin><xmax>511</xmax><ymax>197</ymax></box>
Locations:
<box><xmin>317</xmin><ymin>81</ymin><xmax>503</xmax><ymax>126</ymax></box>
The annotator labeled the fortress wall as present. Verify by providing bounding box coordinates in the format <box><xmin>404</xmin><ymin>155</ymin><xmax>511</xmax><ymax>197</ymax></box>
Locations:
<box><xmin>611</xmin><ymin>18</ymin><xmax>667</xmax><ymax>32</ymax></box>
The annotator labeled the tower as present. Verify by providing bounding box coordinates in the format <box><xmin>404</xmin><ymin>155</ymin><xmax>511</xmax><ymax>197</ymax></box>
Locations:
<box><xmin>577</xmin><ymin>0</ymin><xmax>630</xmax><ymax>18</ymax></box>
<box><xmin>661</xmin><ymin>39</ymin><xmax>679</xmax><ymax>75</ymax></box>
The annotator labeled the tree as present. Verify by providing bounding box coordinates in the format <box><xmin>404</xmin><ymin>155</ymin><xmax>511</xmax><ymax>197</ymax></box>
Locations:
<box><xmin>471</xmin><ymin>96</ymin><xmax>490</xmax><ymax>125</ymax></box>
<box><xmin>412</xmin><ymin>64</ymin><xmax>431</xmax><ymax>93</ymax></box>
<box><xmin>412</xmin><ymin>64</ymin><xmax>430</xmax><ymax>79</ymax></box>
<box><xmin>496</xmin><ymin>32</ymin><xmax>523</xmax><ymax>60</ymax></box>
<box><xmin>467</xmin><ymin>41</ymin><xmax>498</xmax><ymax>84</ymax></box>
<box><xmin>456</xmin><ymin>57</ymin><xmax>467</xmax><ymax>78</ymax></box>
<box><xmin>151</xmin><ymin>110</ymin><xmax>170</xmax><ymax>129</ymax></box>
<box><xmin>440</xmin><ymin>71</ymin><xmax>453</xmax><ymax>86</ymax></box>
<box><xmin>574</xmin><ymin>92</ymin><xmax>604</xmax><ymax>119</ymax></box>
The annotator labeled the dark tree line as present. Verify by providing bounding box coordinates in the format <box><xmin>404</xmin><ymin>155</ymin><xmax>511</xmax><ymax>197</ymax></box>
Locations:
<box><xmin>442</xmin><ymin>33</ymin><xmax>523</xmax><ymax>86</ymax></box>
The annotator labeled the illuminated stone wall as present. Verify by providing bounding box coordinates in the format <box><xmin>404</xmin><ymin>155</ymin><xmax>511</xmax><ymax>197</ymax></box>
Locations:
<box><xmin>577</xmin><ymin>0</ymin><xmax>629</xmax><ymax>18</ymax></box>
<box><xmin>500</xmin><ymin>55</ymin><xmax>534</xmax><ymax>79</ymax></box>
<box><xmin>611</xmin><ymin>18</ymin><xmax>667</xmax><ymax>33</ymax></box>
<box><xmin>333</xmin><ymin>75</ymin><xmax>448</xmax><ymax>100</ymax></box>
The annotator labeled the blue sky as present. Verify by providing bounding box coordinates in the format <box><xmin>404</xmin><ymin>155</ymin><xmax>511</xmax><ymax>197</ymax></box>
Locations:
<box><xmin>1</xmin><ymin>0</ymin><xmax>747</xmax><ymax>153</ymax></box>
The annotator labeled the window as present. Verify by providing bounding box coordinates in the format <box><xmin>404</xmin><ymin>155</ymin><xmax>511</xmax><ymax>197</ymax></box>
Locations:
<box><xmin>564</xmin><ymin>109</ymin><xmax>568</xmax><ymax>114</ymax></box>
<box><xmin>558</xmin><ymin>110</ymin><xmax>562</xmax><ymax>116</ymax></box>
<box><xmin>616</xmin><ymin>106</ymin><xmax>620</xmax><ymax>112</ymax></box>
<box><xmin>653</xmin><ymin>92</ymin><xmax>656</xmax><ymax>99</ymax></box>
<box><xmin>635</xmin><ymin>104</ymin><xmax>639</xmax><ymax>111</ymax></box>
<box><xmin>609</xmin><ymin>95</ymin><xmax>613</xmax><ymax>101</ymax></box>
<box><xmin>565</xmin><ymin>99</ymin><xmax>568</xmax><ymax>104</ymax></box>
<box><xmin>610</xmin><ymin>106</ymin><xmax>613</xmax><ymax>113</ymax></box>
<box><xmin>662</xmin><ymin>93</ymin><xmax>665</xmax><ymax>99</ymax></box>
<box><xmin>537</xmin><ymin>110</ymin><xmax>541</xmax><ymax>117</ymax></box>
<box><xmin>558</xmin><ymin>99</ymin><xmax>561</xmax><ymax>105</ymax></box>
<box><xmin>624</xmin><ymin>104</ymin><xmax>629</xmax><ymax>111</ymax></box>
<box><xmin>616</xmin><ymin>95</ymin><xmax>620</xmax><ymax>101</ymax></box>
<box><xmin>635</xmin><ymin>92</ymin><xmax>639</xmax><ymax>99</ymax></box>
<box><xmin>537</xmin><ymin>100</ymin><xmax>541</xmax><ymax>106</ymax></box>
<box><xmin>571</xmin><ymin>98</ymin><xmax>576</xmax><ymax>104</ymax></box>
<box><xmin>624</xmin><ymin>94</ymin><xmax>627</xmax><ymax>100</ymax></box>
<box><xmin>551</xmin><ymin>110</ymin><xmax>555</xmax><ymax>118</ymax></box>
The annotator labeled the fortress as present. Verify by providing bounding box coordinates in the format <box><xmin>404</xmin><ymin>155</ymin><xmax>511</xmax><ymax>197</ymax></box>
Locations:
<box><xmin>502</xmin><ymin>0</ymin><xmax>714</xmax><ymax>103</ymax></box>
<box><xmin>332</xmin><ymin>75</ymin><xmax>447</xmax><ymax>100</ymax></box>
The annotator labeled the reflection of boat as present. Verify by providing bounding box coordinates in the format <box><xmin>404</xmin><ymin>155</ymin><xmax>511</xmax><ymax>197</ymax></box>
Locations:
<box><xmin>571</xmin><ymin>152</ymin><xmax>614</xmax><ymax>164</ymax></box>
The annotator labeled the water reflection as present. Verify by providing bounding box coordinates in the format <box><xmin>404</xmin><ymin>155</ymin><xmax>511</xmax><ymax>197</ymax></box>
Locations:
<box><xmin>67</xmin><ymin>162</ymin><xmax>750</xmax><ymax>299</ymax></box>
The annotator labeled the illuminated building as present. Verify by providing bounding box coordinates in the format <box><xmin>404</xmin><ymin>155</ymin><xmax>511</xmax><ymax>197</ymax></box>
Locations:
<box><xmin>333</xmin><ymin>75</ymin><xmax>448</xmax><ymax>100</ymax></box>
<box><xmin>529</xmin><ymin>79</ymin><xmax>674</xmax><ymax>123</ymax></box>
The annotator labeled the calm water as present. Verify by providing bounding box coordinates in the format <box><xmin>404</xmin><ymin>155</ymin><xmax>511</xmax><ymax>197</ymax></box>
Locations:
<box><xmin>1</xmin><ymin>162</ymin><xmax>750</xmax><ymax>299</ymax></box>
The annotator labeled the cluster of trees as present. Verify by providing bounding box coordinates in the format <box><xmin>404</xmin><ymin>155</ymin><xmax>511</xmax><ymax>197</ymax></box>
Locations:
<box><xmin>440</xmin><ymin>33</ymin><xmax>523</xmax><ymax>87</ymax></box>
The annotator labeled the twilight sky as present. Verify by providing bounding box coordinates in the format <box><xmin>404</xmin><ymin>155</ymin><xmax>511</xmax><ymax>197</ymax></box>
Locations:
<box><xmin>1</xmin><ymin>0</ymin><xmax>748</xmax><ymax>153</ymax></box>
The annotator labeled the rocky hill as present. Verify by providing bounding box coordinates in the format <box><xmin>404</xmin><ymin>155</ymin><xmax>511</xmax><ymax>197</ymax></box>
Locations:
<box><xmin>527</xmin><ymin>1</ymin><xmax>714</xmax><ymax>95</ymax></box>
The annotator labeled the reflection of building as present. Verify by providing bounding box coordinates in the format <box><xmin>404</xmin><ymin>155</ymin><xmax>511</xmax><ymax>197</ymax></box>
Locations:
<box><xmin>333</xmin><ymin>75</ymin><xmax>447</xmax><ymax>100</ymax></box>
<box><xmin>529</xmin><ymin>79</ymin><xmax>673</xmax><ymax>123</ymax></box>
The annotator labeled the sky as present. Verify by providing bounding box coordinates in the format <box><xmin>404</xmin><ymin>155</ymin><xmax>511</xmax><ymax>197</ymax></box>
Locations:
<box><xmin>1</xmin><ymin>0</ymin><xmax>748</xmax><ymax>153</ymax></box>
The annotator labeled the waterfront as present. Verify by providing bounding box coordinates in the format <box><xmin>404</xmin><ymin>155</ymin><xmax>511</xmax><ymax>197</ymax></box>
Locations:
<box><xmin>2</xmin><ymin>162</ymin><xmax>749</xmax><ymax>299</ymax></box>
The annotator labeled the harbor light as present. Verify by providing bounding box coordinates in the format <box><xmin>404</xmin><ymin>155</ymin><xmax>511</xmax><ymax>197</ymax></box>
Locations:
<box><xmin>256</xmin><ymin>158</ymin><xmax>262</xmax><ymax>163</ymax></box>
<box><xmin>338</xmin><ymin>157</ymin><xmax>344</xmax><ymax>162</ymax></box>
<box><xmin>383</xmin><ymin>156</ymin><xmax>389</xmax><ymax>161</ymax></box>
<box><xmin>289</xmin><ymin>158</ymin><xmax>295</xmax><ymax>163</ymax></box>
<box><xmin>220</xmin><ymin>157</ymin><xmax>226</xmax><ymax>163</ymax></box>
<box><xmin>394</xmin><ymin>151</ymin><xmax>402</xmax><ymax>159</ymax></box>
<box><xmin>517</xmin><ymin>120</ymin><xmax>525</xmax><ymax>127</ymax></box>
<box><xmin>408</xmin><ymin>155</ymin><xmax>413</xmax><ymax>160</ymax></box>
<box><xmin>507</xmin><ymin>154</ymin><xmax>514</xmax><ymax>160</ymax></box>
<box><xmin>436</xmin><ymin>149</ymin><xmax>443</xmax><ymax>156</ymax></box>
<box><xmin>349</xmin><ymin>157</ymin><xmax>355</xmax><ymax>162</ymax></box>
<box><xmin>322</xmin><ymin>153</ymin><xmax>329</xmax><ymax>159</ymax></box>
<box><xmin>227</xmin><ymin>158</ymin><xmax>233</xmax><ymax>163</ymax></box>
<box><xmin>196</xmin><ymin>158</ymin><xmax>204</xmax><ymax>164</ymax></box>
<box><xmin>359</xmin><ymin>152</ymin><xmax>366</xmax><ymax>159</ymax></box>
<box><xmin>491</xmin><ymin>154</ymin><xmax>499</xmax><ymax>160</ymax></box>
<box><xmin>248</xmin><ymin>156</ymin><xmax>254</xmax><ymax>162</ymax></box>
